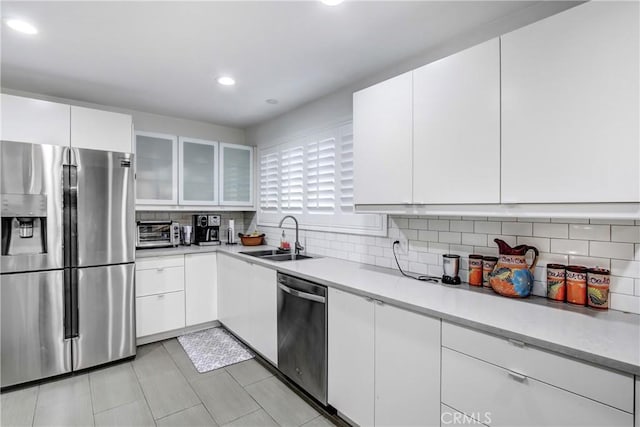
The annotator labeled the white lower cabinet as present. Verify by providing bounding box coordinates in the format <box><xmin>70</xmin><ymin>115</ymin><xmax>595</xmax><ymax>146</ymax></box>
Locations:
<box><xmin>328</xmin><ymin>288</ymin><xmax>375</xmax><ymax>426</ymax></box>
<box><xmin>135</xmin><ymin>256</ymin><xmax>186</xmax><ymax>338</ymax></box>
<box><xmin>328</xmin><ymin>288</ymin><xmax>441</xmax><ymax>426</ymax></box>
<box><xmin>441</xmin><ymin>403</ymin><xmax>488</xmax><ymax>427</ymax></box>
<box><xmin>136</xmin><ymin>292</ymin><xmax>185</xmax><ymax>337</ymax></box>
<box><xmin>216</xmin><ymin>254</ymin><xmax>277</xmax><ymax>365</ymax></box>
<box><xmin>441</xmin><ymin>322</ymin><xmax>634</xmax><ymax>427</ymax></box>
<box><xmin>442</xmin><ymin>348</ymin><xmax>632</xmax><ymax>427</ymax></box>
<box><xmin>185</xmin><ymin>253</ymin><xmax>218</xmax><ymax>326</ymax></box>
<box><xmin>635</xmin><ymin>377</ymin><xmax>639</xmax><ymax>427</ymax></box>
<box><xmin>247</xmin><ymin>263</ymin><xmax>277</xmax><ymax>364</ymax></box>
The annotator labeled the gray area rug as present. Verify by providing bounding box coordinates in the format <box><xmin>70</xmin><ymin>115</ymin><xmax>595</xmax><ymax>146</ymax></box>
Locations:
<box><xmin>177</xmin><ymin>327</ymin><xmax>254</xmax><ymax>373</ymax></box>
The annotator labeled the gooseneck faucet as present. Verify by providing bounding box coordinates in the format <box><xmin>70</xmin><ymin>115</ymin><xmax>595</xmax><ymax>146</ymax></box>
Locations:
<box><xmin>278</xmin><ymin>215</ymin><xmax>304</xmax><ymax>255</ymax></box>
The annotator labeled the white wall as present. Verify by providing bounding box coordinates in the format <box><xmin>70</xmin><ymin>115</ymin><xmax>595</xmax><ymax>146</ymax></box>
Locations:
<box><xmin>246</xmin><ymin>1</ymin><xmax>581</xmax><ymax>145</ymax></box>
<box><xmin>1</xmin><ymin>88</ymin><xmax>247</xmax><ymax>145</ymax></box>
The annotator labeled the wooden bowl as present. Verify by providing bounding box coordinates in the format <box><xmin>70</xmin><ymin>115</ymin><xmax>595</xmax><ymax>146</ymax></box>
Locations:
<box><xmin>239</xmin><ymin>234</ymin><xmax>264</xmax><ymax>246</ymax></box>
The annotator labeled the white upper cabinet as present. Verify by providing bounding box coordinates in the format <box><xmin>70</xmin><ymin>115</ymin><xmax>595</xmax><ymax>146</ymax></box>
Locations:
<box><xmin>501</xmin><ymin>2</ymin><xmax>640</xmax><ymax>203</ymax></box>
<box><xmin>220</xmin><ymin>143</ymin><xmax>253</xmax><ymax>206</ymax></box>
<box><xmin>1</xmin><ymin>94</ymin><xmax>70</xmax><ymax>146</ymax></box>
<box><xmin>413</xmin><ymin>38</ymin><xmax>500</xmax><ymax>204</ymax></box>
<box><xmin>135</xmin><ymin>131</ymin><xmax>178</xmax><ymax>205</ymax></box>
<box><xmin>70</xmin><ymin>106</ymin><xmax>133</xmax><ymax>153</ymax></box>
<box><xmin>353</xmin><ymin>72</ymin><xmax>413</xmax><ymax>205</ymax></box>
<box><xmin>179</xmin><ymin>137</ymin><xmax>218</xmax><ymax>205</ymax></box>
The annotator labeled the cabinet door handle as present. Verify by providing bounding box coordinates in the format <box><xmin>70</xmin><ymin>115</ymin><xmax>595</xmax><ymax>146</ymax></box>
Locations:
<box><xmin>508</xmin><ymin>338</ymin><xmax>525</xmax><ymax>348</ymax></box>
<box><xmin>507</xmin><ymin>370</ymin><xmax>527</xmax><ymax>382</ymax></box>
<box><xmin>157</xmin><ymin>294</ymin><xmax>165</xmax><ymax>299</ymax></box>
<box><xmin>156</xmin><ymin>267</ymin><xmax>165</xmax><ymax>272</ymax></box>
<box><xmin>365</xmin><ymin>297</ymin><xmax>374</xmax><ymax>303</ymax></box>
<box><xmin>375</xmin><ymin>300</ymin><xmax>384</xmax><ymax>306</ymax></box>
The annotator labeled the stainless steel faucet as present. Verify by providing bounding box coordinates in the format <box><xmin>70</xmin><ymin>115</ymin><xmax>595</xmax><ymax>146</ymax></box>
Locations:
<box><xmin>278</xmin><ymin>215</ymin><xmax>304</xmax><ymax>255</ymax></box>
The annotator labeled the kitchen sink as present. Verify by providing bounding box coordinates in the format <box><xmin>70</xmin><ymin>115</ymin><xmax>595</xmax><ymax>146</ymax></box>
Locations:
<box><xmin>240</xmin><ymin>250</ymin><xmax>313</xmax><ymax>262</ymax></box>
<box><xmin>239</xmin><ymin>249</ymin><xmax>289</xmax><ymax>257</ymax></box>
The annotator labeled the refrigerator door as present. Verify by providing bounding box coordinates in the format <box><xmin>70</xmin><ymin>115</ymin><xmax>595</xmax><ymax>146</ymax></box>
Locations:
<box><xmin>73</xmin><ymin>148</ymin><xmax>134</xmax><ymax>267</ymax></box>
<box><xmin>0</xmin><ymin>141</ymin><xmax>66</xmax><ymax>273</ymax></box>
<box><xmin>1</xmin><ymin>270</ymin><xmax>71</xmax><ymax>387</ymax></box>
<box><xmin>73</xmin><ymin>263</ymin><xmax>135</xmax><ymax>370</ymax></box>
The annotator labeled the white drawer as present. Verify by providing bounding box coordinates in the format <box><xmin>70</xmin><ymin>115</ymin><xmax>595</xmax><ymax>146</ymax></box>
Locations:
<box><xmin>136</xmin><ymin>266</ymin><xmax>184</xmax><ymax>297</ymax></box>
<box><xmin>135</xmin><ymin>255</ymin><xmax>184</xmax><ymax>271</ymax></box>
<box><xmin>136</xmin><ymin>291</ymin><xmax>185</xmax><ymax>337</ymax></box>
<box><xmin>441</xmin><ymin>403</ymin><xmax>489</xmax><ymax>427</ymax></box>
<box><xmin>442</xmin><ymin>348</ymin><xmax>633</xmax><ymax>427</ymax></box>
<box><xmin>442</xmin><ymin>321</ymin><xmax>634</xmax><ymax>412</ymax></box>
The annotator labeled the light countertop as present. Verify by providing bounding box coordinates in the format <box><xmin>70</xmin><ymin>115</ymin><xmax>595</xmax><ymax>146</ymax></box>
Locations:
<box><xmin>136</xmin><ymin>244</ymin><xmax>640</xmax><ymax>376</ymax></box>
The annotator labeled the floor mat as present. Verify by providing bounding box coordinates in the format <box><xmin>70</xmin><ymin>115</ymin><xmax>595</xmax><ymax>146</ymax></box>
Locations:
<box><xmin>177</xmin><ymin>327</ymin><xmax>254</xmax><ymax>373</ymax></box>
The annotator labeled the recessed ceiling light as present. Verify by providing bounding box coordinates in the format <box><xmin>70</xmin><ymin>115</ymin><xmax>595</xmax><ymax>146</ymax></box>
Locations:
<box><xmin>320</xmin><ymin>0</ymin><xmax>344</xmax><ymax>5</ymax></box>
<box><xmin>5</xmin><ymin>19</ymin><xmax>38</xmax><ymax>35</ymax></box>
<box><xmin>265</xmin><ymin>99</ymin><xmax>279</xmax><ymax>105</ymax></box>
<box><xmin>217</xmin><ymin>76</ymin><xmax>235</xmax><ymax>86</ymax></box>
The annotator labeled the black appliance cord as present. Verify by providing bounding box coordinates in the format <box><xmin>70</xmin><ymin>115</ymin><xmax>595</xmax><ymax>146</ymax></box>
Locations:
<box><xmin>392</xmin><ymin>240</ymin><xmax>440</xmax><ymax>283</ymax></box>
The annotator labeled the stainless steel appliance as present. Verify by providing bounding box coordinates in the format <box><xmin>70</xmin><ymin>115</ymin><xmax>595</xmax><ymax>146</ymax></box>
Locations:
<box><xmin>277</xmin><ymin>273</ymin><xmax>327</xmax><ymax>405</ymax></box>
<box><xmin>193</xmin><ymin>214</ymin><xmax>221</xmax><ymax>245</ymax></box>
<box><xmin>136</xmin><ymin>220</ymin><xmax>180</xmax><ymax>249</ymax></box>
<box><xmin>442</xmin><ymin>253</ymin><xmax>461</xmax><ymax>285</ymax></box>
<box><xmin>0</xmin><ymin>141</ymin><xmax>136</xmax><ymax>388</ymax></box>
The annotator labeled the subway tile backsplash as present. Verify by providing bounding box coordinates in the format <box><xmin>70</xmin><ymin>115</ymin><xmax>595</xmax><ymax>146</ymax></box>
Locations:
<box><xmin>254</xmin><ymin>215</ymin><xmax>640</xmax><ymax>315</ymax></box>
<box><xmin>135</xmin><ymin>211</ymin><xmax>250</xmax><ymax>235</ymax></box>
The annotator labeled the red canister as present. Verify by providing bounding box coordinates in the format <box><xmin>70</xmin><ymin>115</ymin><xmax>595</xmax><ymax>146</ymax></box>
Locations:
<box><xmin>566</xmin><ymin>265</ymin><xmax>588</xmax><ymax>305</ymax></box>
<box><xmin>468</xmin><ymin>255</ymin><xmax>484</xmax><ymax>286</ymax></box>
<box><xmin>587</xmin><ymin>268</ymin><xmax>610</xmax><ymax>309</ymax></box>
<box><xmin>546</xmin><ymin>264</ymin><xmax>566</xmax><ymax>301</ymax></box>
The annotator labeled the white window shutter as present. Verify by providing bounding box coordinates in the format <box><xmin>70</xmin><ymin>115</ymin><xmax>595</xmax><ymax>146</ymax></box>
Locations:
<box><xmin>259</xmin><ymin>150</ymin><xmax>279</xmax><ymax>212</ymax></box>
<box><xmin>280</xmin><ymin>145</ymin><xmax>304</xmax><ymax>213</ymax></box>
<box><xmin>307</xmin><ymin>136</ymin><xmax>336</xmax><ymax>213</ymax></box>
<box><xmin>339</xmin><ymin>124</ymin><xmax>354</xmax><ymax>213</ymax></box>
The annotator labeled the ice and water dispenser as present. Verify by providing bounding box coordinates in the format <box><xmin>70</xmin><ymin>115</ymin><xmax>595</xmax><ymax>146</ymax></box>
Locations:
<box><xmin>1</xmin><ymin>194</ymin><xmax>48</xmax><ymax>256</ymax></box>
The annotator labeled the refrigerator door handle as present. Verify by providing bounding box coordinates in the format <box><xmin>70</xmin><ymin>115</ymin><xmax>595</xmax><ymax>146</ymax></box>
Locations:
<box><xmin>63</xmin><ymin>268</ymin><xmax>79</xmax><ymax>339</ymax></box>
<box><xmin>63</xmin><ymin>164</ymin><xmax>79</xmax><ymax>339</ymax></box>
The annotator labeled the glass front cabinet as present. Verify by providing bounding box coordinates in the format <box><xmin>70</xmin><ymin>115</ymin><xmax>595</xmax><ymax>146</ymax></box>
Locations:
<box><xmin>220</xmin><ymin>143</ymin><xmax>254</xmax><ymax>206</ymax></box>
<box><xmin>179</xmin><ymin>137</ymin><xmax>218</xmax><ymax>205</ymax></box>
<box><xmin>134</xmin><ymin>131</ymin><xmax>254</xmax><ymax>209</ymax></box>
<box><xmin>135</xmin><ymin>132</ymin><xmax>178</xmax><ymax>205</ymax></box>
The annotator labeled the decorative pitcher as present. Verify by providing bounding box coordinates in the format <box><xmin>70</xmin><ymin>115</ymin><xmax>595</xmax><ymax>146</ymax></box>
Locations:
<box><xmin>488</xmin><ymin>239</ymin><xmax>539</xmax><ymax>298</ymax></box>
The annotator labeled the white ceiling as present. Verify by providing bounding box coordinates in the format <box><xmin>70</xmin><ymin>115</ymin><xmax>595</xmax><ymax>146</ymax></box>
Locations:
<box><xmin>1</xmin><ymin>1</ymin><xmax>572</xmax><ymax>128</ymax></box>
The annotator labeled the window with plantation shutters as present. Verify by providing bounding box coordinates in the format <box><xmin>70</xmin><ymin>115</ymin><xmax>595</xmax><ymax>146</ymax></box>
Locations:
<box><xmin>257</xmin><ymin>120</ymin><xmax>386</xmax><ymax>236</ymax></box>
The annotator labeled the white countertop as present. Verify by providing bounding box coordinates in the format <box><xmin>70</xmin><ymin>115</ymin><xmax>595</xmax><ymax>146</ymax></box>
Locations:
<box><xmin>137</xmin><ymin>244</ymin><xmax>640</xmax><ymax>376</ymax></box>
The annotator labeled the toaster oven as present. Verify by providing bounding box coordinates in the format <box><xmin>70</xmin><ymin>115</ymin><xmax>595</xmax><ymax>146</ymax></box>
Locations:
<box><xmin>136</xmin><ymin>220</ymin><xmax>180</xmax><ymax>249</ymax></box>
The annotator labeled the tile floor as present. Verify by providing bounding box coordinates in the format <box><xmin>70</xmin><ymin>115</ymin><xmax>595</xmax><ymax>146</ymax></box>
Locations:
<box><xmin>1</xmin><ymin>339</ymin><xmax>337</xmax><ymax>427</ymax></box>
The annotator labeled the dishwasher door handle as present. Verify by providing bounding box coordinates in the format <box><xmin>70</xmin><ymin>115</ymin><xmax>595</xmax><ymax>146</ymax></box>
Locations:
<box><xmin>279</xmin><ymin>283</ymin><xmax>326</xmax><ymax>303</ymax></box>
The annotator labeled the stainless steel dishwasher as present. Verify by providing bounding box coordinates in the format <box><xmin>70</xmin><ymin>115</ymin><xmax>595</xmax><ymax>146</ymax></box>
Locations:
<box><xmin>277</xmin><ymin>272</ymin><xmax>328</xmax><ymax>405</ymax></box>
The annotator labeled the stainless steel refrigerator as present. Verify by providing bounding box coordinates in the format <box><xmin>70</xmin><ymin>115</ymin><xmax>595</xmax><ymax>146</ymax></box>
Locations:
<box><xmin>0</xmin><ymin>140</ymin><xmax>136</xmax><ymax>388</ymax></box>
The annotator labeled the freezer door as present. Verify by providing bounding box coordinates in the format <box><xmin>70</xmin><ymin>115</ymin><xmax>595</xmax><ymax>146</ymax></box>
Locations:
<box><xmin>0</xmin><ymin>141</ymin><xmax>65</xmax><ymax>272</ymax></box>
<box><xmin>73</xmin><ymin>148</ymin><xmax>134</xmax><ymax>267</ymax></box>
<box><xmin>73</xmin><ymin>263</ymin><xmax>135</xmax><ymax>370</ymax></box>
<box><xmin>1</xmin><ymin>270</ymin><xmax>71</xmax><ymax>387</ymax></box>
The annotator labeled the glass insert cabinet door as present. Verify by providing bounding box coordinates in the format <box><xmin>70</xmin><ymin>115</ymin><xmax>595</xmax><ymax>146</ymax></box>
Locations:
<box><xmin>135</xmin><ymin>132</ymin><xmax>178</xmax><ymax>205</ymax></box>
<box><xmin>179</xmin><ymin>137</ymin><xmax>218</xmax><ymax>205</ymax></box>
<box><xmin>220</xmin><ymin>143</ymin><xmax>253</xmax><ymax>206</ymax></box>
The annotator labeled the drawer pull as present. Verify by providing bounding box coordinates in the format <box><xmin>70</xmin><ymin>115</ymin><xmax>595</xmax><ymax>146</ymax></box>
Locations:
<box><xmin>156</xmin><ymin>267</ymin><xmax>165</xmax><ymax>272</ymax></box>
<box><xmin>507</xmin><ymin>370</ymin><xmax>527</xmax><ymax>382</ymax></box>
<box><xmin>508</xmin><ymin>338</ymin><xmax>525</xmax><ymax>348</ymax></box>
<box><xmin>157</xmin><ymin>294</ymin><xmax>165</xmax><ymax>299</ymax></box>
<box><xmin>365</xmin><ymin>297</ymin><xmax>374</xmax><ymax>303</ymax></box>
<box><xmin>375</xmin><ymin>300</ymin><xmax>384</xmax><ymax>306</ymax></box>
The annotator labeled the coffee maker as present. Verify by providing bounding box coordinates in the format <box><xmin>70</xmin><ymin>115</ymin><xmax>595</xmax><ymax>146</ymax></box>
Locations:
<box><xmin>193</xmin><ymin>214</ymin><xmax>221</xmax><ymax>246</ymax></box>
